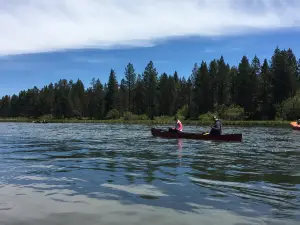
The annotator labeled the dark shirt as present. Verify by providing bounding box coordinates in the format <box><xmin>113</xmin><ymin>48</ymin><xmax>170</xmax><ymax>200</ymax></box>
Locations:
<box><xmin>210</xmin><ymin>120</ymin><xmax>222</xmax><ymax>135</ymax></box>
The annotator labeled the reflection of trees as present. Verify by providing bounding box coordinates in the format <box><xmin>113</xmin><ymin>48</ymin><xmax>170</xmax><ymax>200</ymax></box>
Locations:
<box><xmin>124</xmin><ymin>174</ymin><xmax>135</xmax><ymax>184</ymax></box>
<box><xmin>188</xmin><ymin>148</ymin><xmax>300</xmax><ymax>214</ymax></box>
<box><xmin>118</xmin><ymin>141</ymin><xmax>185</xmax><ymax>184</ymax></box>
<box><xmin>105</xmin><ymin>150</ymin><xmax>117</xmax><ymax>172</ymax></box>
<box><xmin>123</xmin><ymin>161</ymin><xmax>137</xmax><ymax>184</ymax></box>
<box><xmin>144</xmin><ymin>163</ymin><xmax>155</xmax><ymax>183</ymax></box>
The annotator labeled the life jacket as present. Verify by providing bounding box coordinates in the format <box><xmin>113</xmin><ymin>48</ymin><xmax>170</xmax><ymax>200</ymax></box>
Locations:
<box><xmin>176</xmin><ymin>120</ymin><xmax>183</xmax><ymax>131</ymax></box>
<box><xmin>215</xmin><ymin>119</ymin><xmax>222</xmax><ymax>134</ymax></box>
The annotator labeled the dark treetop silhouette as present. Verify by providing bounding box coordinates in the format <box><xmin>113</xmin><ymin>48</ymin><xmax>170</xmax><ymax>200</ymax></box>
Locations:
<box><xmin>1</xmin><ymin>46</ymin><xmax>300</xmax><ymax>121</ymax></box>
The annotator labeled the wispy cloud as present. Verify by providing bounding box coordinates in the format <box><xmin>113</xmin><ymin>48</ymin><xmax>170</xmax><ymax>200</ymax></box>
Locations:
<box><xmin>153</xmin><ymin>60</ymin><xmax>169</xmax><ymax>64</ymax></box>
<box><xmin>72</xmin><ymin>56</ymin><xmax>111</xmax><ymax>64</ymax></box>
<box><xmin>0</xmin><ymin>59</ymin><xmax>45</xmax><ymax>71</ymax></box>
<box><xmin>0</xmin><ymin>0</ymin><xmax>299</xmax><ymax>56</ymax></box>
<box><xmin>229</xmin><ymin>47</ymin><xmax>242</xmax><ymax>51</ymax></box>
<box><xmin>203</xmin><ymin>46</ymin><xmax>242</xmax><ymax>54</ymax></box>
<box><xmin>204</xmin><ymin>48</ymin><xmax>217</xmax><ymax>53</ymax></box>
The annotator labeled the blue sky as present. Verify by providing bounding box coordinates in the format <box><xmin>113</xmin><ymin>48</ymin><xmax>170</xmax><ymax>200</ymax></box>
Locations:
<box><xmin>0</xmin><ymin>0</ymin><xmax>300</xmax><ymax>97</ymax></box>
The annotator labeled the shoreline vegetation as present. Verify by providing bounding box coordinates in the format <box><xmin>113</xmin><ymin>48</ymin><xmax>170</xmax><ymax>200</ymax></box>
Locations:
<box><xmin>1</xmin><ymin>46</ymin><xmax>300</xmax><ymax>125</ymax></box>
<box><xmin>0</xmin><ymin>117</ymin><xmax>292</xmax><ymax>127</ymax></box>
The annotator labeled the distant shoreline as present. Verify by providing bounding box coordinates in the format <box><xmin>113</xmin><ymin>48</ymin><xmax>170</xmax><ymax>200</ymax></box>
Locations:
<box><xmin>0</xmin><ymin>118</ymin><xmax>293</xmax><ymax>127</ymax></box>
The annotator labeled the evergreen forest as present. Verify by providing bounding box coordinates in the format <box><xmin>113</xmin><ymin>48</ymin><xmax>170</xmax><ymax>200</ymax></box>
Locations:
<box><xmin>1</xmin><ymin>46</ymin><xmax>300</xmax><ymax>121</ymax></box>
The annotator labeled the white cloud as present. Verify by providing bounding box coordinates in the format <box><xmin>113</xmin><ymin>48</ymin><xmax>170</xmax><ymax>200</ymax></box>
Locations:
<box><xmin>0</xmin><ymin>0</ymin><xmax>299</xmax><ymax>56</ymax></box>
<box><xmin>72</xmin><ymin>56</ymin><xmax>111</xmax><ymax>64</ymax></box>
<box><xmin>204</xmin><ymin>46</ymin><xmax>242</xmax><ymax>54</ymax></box>
<box><xmin>204</xmin><ymin>48</ymin><xmax>217</xmax><ymax>53</ymax></box>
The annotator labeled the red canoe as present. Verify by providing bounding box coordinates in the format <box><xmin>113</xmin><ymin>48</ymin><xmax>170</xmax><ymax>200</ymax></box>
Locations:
<box><xmin>290</xmin><ymin>122</ymin><xmax>300</xmax><ymax>130</ymax></box>
<box><xmin>151</xmin><ymin>128</ymin><xmax>242</xmax><ymax>142</ymax></box>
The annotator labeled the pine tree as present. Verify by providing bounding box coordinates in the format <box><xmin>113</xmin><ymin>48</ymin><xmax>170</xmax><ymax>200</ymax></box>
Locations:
<box><xmin>173</xmin><ymin>71</ymin><xmax>181</xmax><ymax>113</ymax></box>
<box><xmin>250</xmin><ymin>55</ymin><xmax>261</xmax><ymax>117</ymax></box>
<box><xmin>1</xmin><ymin>45</ymin><xmax>300</xmax><ymax>121</ymax></box>
<box><xmin>271</xmin><ymin>47</ymin><xmax>296</xmax><ymax>103</ymax></box>
<box><xmin>143</xmin><ymin>61</ymin><xmax>158</xmax><ymax>119</ymax></box>
<box><xmin>119</xmin><ymin>78</ymin><xmax>129</xmax><ymax>115</ymax></box>
<box><xmin>236</xmin><ymin>56</ymin><xmax>254</xmax><ymax>113</ymax></box>
<box><xmin>208</xmin><ymin>59</ymin><xmax>218</xmax><ymax>111</ymax></box>
<box><xmin>199</xmin><ymin>61</ymin><xmax>211</xmax><ymax>113</ymax></box>
<box><xmin>216</xmin><ymin>56</ymin><xmax>230</xmax><ymax>106</ymax></box>
<box><xmin>158</xmin><ymin>73</ymin><xmax>169</xmax><ymax>115</ymax></box>
<box><xmin>258</xmin><ymin>59</ymin><xmax>274</xmax><ymax>119</ymax></box>
<box><xmin>124</xmin><ymin>63</ymin><xmax>136</xmax><ymax>112</ymax></box>
<box><xmin>70</xmin><ymin>79</ymin><xmax>85</xmax><ymax>117</ymax></box>
<box><xmin>190</xmin><ymin>63</ymin><xmax>199</xmax><ymax>88</ymax></box>
<box><xmin>133</xmin><ymin>74</ymin><xmax>146</xmax><ymax>115</ymax></box>
<box><xmin>105</xmin><ymin>69</ymin><xmax>119</xmax><ymax>113</ymax></box>
<box><xmin>192</xmin><ymin>61</ymin><xmax>210</xmax><ymax>116</ymax></box>
<box><xmin>157</xmin><ymin>73</ymin><xmax>176</xmax><ymax>116</ymax></box>
<box><xmin>53</xmin><ymin>79</ymin><xmax>72</xmax><ymax>118</ymax></box>
<box><xmin>10</xmin><ymin>94</ymin><xmax>19</xmax><ymax>117</ymax></box>
<box><xmin>87</xmin><ymin>78</ymin><xmax>105</xmax><ymax>119</ymax></box>
<box><xmin>191</xmin><ymin>65</ymin><xmax>201</xmax><ymax>117</ymax></box>
<box><xmin>0</xmin><ymin>96</ymin><xmax>10</xmax><ymax>117</ymax></box>
<box><xmin>228</xmin><ymin>66</ymin><xmax>238</xmax><ymax>105</ymax></box>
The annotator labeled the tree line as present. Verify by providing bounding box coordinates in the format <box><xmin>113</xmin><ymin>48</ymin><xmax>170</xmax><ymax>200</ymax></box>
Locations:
<box><xmin>1</xmin><ymin>46</ymin><xmax>300</xmax><ymax>121</ymax></box>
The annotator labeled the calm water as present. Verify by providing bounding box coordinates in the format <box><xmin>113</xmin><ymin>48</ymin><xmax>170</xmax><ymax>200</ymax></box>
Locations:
<box><xmin>0</xmin><ymin>123</ymin><xmax>300</xmax><ymax>225</ymax></box>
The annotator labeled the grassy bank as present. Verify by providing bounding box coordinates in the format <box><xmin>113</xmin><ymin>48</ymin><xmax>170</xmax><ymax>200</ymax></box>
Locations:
<box><xmin>0</xmin><ymin>117</ymin><xmax>293</xmax><ymax>127</ymax></box>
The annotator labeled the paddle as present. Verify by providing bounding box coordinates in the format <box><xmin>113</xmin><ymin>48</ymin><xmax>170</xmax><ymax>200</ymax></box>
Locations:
<box><xmin>196</xmin><ymin>125</ymin><xmax>210</xmax><ymax>135</ymax></box>
<box><xmin>201</xmin><ymin>124</ymin><xmax>219</xmax><ymax>135</ymax></box>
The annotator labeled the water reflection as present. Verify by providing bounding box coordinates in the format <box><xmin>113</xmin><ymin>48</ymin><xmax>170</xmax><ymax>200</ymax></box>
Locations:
<box><xmin>5</xmin><ymin>183</ymin><xmax>297</xmax><ymax>225</ymax></box>
<box><xmin>177</xmin><ymin>139</ymin><xmax>182</xmax><ymax>166</ymax></box>
<box><xmin>0</xmin><ymin>123</ymin><xmax>300</xmax><ymax>224</ymax></box>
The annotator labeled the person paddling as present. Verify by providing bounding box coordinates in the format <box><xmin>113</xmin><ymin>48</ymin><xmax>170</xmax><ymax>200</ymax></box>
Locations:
<box><xmin>209</xmin><ymin>116</ymin><xmax>222</xmax><ymax>135</ymax></box>
<box><xmin>169</xmin><ymin>116</ymin><xmax>183</xmax><ymax>132</ymax></box>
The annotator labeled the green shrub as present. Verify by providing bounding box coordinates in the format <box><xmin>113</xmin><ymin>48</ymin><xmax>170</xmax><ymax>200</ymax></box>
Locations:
<box><xmin>176</xmin><ymin>115</ymin><xmax>185</xmax><ymax>121</ymax></box>
<box><xmin>215</xmin><ymin>105</ymin><xmax>226</xmax><ymax>118</ymax></box>
<box><xmin>198</xmin><ymin>111</ymin><xmax>215</xmax><ymax>121</ymax></box>
<box><xmin>275</xmin><ymin>103</ymin><xmax>284</xmax><ymax>120</ymax></box>
<box><xmin>40</xmin><ymin>114</ymin><xmax>53</xmax><ymax>119</ymax></box>
<box><xmin>137</xmin><ymin>114</ymin><xmax>149</xmax><ymax>120</ymax></box>
<box><xmin>154</xmin><ymin>115</ymin><xmax>172</xmax><ymax>121</ymax></box>
<box><xmin>123</xmin><ymin>111</ymin><xmax>133</xmax><ymax>120</ymax></box>
<box><xmin>281</xmin><ymin>92</ymin><xmax>300</xmax><ymax>120</ymax></box>
<box><xmin>123</xmin><ymin>112</ymin><xmax>148</xmax><ymax>120</ymax></box>
<box><xmin>153</xmin><ymin>115</ymin><xmax>184</xmax><ymax>122</ymax></box>
<box><xmin>106</xmin><ymin>109</ymin><xmax>120</xmax><ymax>119</ymax></box>
<box><xmin>197</xmin><ymin>105</ymin><xmax>244</xmax><ymax>121</ymax></box>
<box><xmin>176</xmin><ymin>105</ymin><xmax>189</xmax><ymax>119</ymax></box>
<box><xmin>222</xmin><ymin>104</ymin><xmax>244</xmax><ymax>120</ymax></box>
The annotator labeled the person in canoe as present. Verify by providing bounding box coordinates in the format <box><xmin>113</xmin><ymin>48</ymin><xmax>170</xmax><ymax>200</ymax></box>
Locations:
<box><xmin>297</xmin><ymin>118</ymin><xmax>300</xmax><ymax>125</ymax></box>
<box><xmin>169</xmin><ymin>116</ymin><xmax>183</xmax><ymax>132</ymax></box>
<box><xmin>209</xmin><ymin>116</ymin><xmax>222</xmax><ymax>135</ymax></box>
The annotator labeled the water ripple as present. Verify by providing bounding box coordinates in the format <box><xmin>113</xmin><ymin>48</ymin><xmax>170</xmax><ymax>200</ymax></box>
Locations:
<box><xmin>0</xmin><ymin>123</ymin><xmax>300</xmax><ymax>224</ymax></box>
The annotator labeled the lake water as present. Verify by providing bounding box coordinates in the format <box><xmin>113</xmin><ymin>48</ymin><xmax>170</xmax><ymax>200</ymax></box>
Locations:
<box><xmin>0</xmin><ymin>123</ymin><xmax>300</xmax><ymax>225</ymax></box>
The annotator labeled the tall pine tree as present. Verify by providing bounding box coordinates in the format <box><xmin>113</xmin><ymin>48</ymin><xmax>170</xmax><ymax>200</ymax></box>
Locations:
<box><xmin>143</xmin><ymin>61</ymin><xmax>158</xmax><ymax>119</ymax></box>
<box><xmin>105</xmin><ymin>69</ymin><xmax>119</xmax><ymax>114</ymax></box>
<box><xmin>124</xmin><ymin>63</ymin><xmax>136</xmax><ymax>112</ymax></box>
